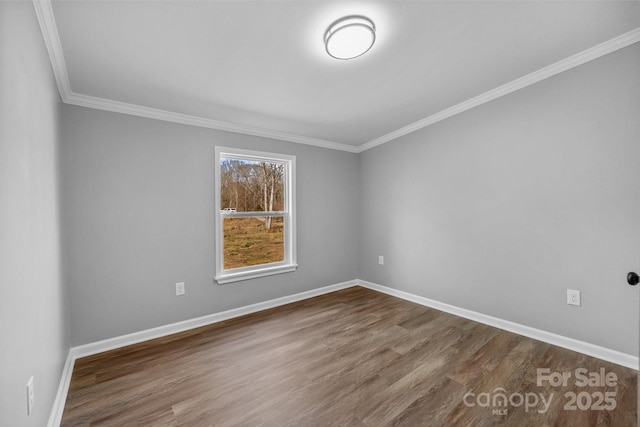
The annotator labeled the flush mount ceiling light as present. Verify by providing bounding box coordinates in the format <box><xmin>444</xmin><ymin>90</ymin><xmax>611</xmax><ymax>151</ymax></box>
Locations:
<box><xmin>324</xmin><ymin>15</ymin><xmax>376</xmax><ymax>60</ymax></box>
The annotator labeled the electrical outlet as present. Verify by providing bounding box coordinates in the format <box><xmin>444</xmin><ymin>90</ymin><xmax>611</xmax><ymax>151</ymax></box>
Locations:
<box><xmin>176</xmin><ymin>282</ymin><xmax>185</xmax><ymax>296</ymax></box>
<box><xmin>26</xmin><ymin>376</ymin><xmax>34</xmax><ymax>415</ymax></box>
<box><xmin>567</xmin><ymin>289</ymin><xmax>581</xmax><ymax>306</ymax></box>
<box><xmin>378</xmin><ymin>256</ymin><xmax>384</xmax><ymax>265</ymax></box>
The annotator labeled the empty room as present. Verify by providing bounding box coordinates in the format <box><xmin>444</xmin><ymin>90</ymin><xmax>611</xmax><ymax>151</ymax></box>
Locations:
<box><xmin>1</xmin><ymin>0</ymin><xmax>639</xmax><ymax>426</ymax></box>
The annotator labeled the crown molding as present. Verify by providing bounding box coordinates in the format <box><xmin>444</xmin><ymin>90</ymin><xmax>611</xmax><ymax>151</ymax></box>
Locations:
<box><xmin>33</xmin><ymin>0</ymin><xmax>72</xmax><ymax>99</ymax></box>
<box><xmin>64</xmin><ymin>92</ymin><xmax>361</xmax><ymax>153</ymax></box>
<box><xmin>32</xmin><ymin>0</ymin><xmax>359</xmax><ymax>153</ymax></box>
<box><xmin>357</xmin><ymin>27</ymin><xmax>640</xmax><ymax>153</ymax></box>
<box><xmin>33</xmin><ymin>0</ymin><xmax>639</xmax><ymax>154</ymax></box>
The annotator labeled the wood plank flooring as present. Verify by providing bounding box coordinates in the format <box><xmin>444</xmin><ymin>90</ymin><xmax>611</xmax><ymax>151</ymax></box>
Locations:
<box><xmin>61</xmin><ymin>287</ymin><xmax>637</xmax><ymax>426</ymax></box>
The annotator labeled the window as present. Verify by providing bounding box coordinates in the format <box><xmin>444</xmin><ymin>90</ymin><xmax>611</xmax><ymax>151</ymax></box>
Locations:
<box><xmin>214</xmin><ymin>147</ymin><xmax>296</xmax><ymax>284</ymax></box>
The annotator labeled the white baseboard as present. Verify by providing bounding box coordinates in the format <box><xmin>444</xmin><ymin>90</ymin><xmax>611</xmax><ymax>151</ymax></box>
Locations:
<box><xmin>48</xmin><ymin>277</ymin><xmax>638</xmax><ymax>426</ymax></box>
<box><xmin>356</xmin><ymin>279</ymin><xmax>639</xmax><ymax>371</ymax></box>
<box><xmin>47</xmin><ymin>279</ymin><xmax>357</xmax><ymax>426</ymax></box>
<box><xmin>71</xmin><ymin>279</ymin><xmax>357</xmax><ymax>359</ymax></box>
<box><xmin>47</xmin><ymin>350</ymin><xmax>74</xmax><ymax>427</ymax></box>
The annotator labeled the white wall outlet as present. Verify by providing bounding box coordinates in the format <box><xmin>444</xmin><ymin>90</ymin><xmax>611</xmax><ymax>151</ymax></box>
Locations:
<box><xmin>26</xmin><ymin>376</ymin><xmax>34</xmax><ymax>415</ymax></box>
<box><xmin>176</xmin><ymin>282</ymin><xmax>185</xmax><ymax>296</ymax></box>
<box><xmin>567</xmin><ymin>289</ymin><xmax>581</xmax><ymax>306</ymax></box>
<box><xmin>378</xmin><ymin>256</ymin><xmax>384</xmax><ymax>265</ymax></box>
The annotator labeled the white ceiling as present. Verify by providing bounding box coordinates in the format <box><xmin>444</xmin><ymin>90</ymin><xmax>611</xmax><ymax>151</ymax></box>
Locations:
<box><xmin>39</xmin><ymin>1</ymin><xmax>640</xmax><ymax>152</ymax></box>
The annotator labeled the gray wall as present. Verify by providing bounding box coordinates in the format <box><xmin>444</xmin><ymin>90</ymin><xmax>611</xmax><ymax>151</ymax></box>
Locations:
<box><xmin>0</xmin><ymin>2</ymin><xmax>69</xmax><ymax>426</ymax></box>
<box><xmin>359</xmin><ymin>44</ymin><xmax>640</xmax><ymax>356</ymax></box>
<box><xmin>2</xmin><ymin>5</ymin><xmax>636</xmax><ymax>423</ymax></box>
<box><xmin>61</xmin><ymin>105</ymin><xmax>360</xmax><ymax>346</ymax></box>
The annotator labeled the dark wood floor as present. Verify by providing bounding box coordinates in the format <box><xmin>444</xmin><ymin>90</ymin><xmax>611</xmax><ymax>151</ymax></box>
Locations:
<box><xmin>61</xmin><ymin>286</ymin><xmax>637</xmax><ymax>426</ymax></box>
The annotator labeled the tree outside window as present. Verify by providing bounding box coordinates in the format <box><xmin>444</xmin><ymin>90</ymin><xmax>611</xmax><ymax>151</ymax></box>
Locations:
<box><xmin>215</xmin><ymin>147</ymin><xmax>296</xmax><ymax>284</ymax></box>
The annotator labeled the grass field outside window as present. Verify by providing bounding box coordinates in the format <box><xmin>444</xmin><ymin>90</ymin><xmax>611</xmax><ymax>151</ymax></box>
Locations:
<box><xmin>215</xmin><ymin>147</ymin><xmax>296</xmax><ymax>284</ymax></box>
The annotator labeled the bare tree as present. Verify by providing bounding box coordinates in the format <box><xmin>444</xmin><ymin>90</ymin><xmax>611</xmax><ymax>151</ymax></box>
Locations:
<box><xmin>261</xmin><ymin>162</ymin><xmax>284</xmax><ymax>229</ymax></box>
<box><xmin>220</xmin><ymin>158</ymin><xmax>285</xmax><ymax>230</ymax></box>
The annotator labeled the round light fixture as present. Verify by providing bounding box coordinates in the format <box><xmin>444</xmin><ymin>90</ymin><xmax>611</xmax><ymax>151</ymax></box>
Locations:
<box><xmin>324</xmin><ymin>15</ymin><xmax>376</xmax><ymax>60</ymax></box>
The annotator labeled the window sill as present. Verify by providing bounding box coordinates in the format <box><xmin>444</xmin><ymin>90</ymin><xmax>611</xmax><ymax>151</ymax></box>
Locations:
<box><xmin>215</xmin><ymin>264</ymin><xmax>298</xmax><ymax>284</ymax></box>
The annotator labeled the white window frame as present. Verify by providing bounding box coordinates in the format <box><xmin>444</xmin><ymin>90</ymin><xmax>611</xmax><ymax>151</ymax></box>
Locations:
<box><xmin>214</xmin><ymin>146</ymin><xmax>297</xmax><ymax>284</ymax></box>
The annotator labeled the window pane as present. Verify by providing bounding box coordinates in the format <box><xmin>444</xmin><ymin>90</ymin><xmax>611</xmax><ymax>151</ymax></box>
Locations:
<box><xmin>223</xmin><ymin>216</ymin><xmax>284</xmax><ymax>269</ymax></box>
<box><xmin>220</xmin><ymin>157</ymin><xmax>285</xmax><ymax>212</ymax></box>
